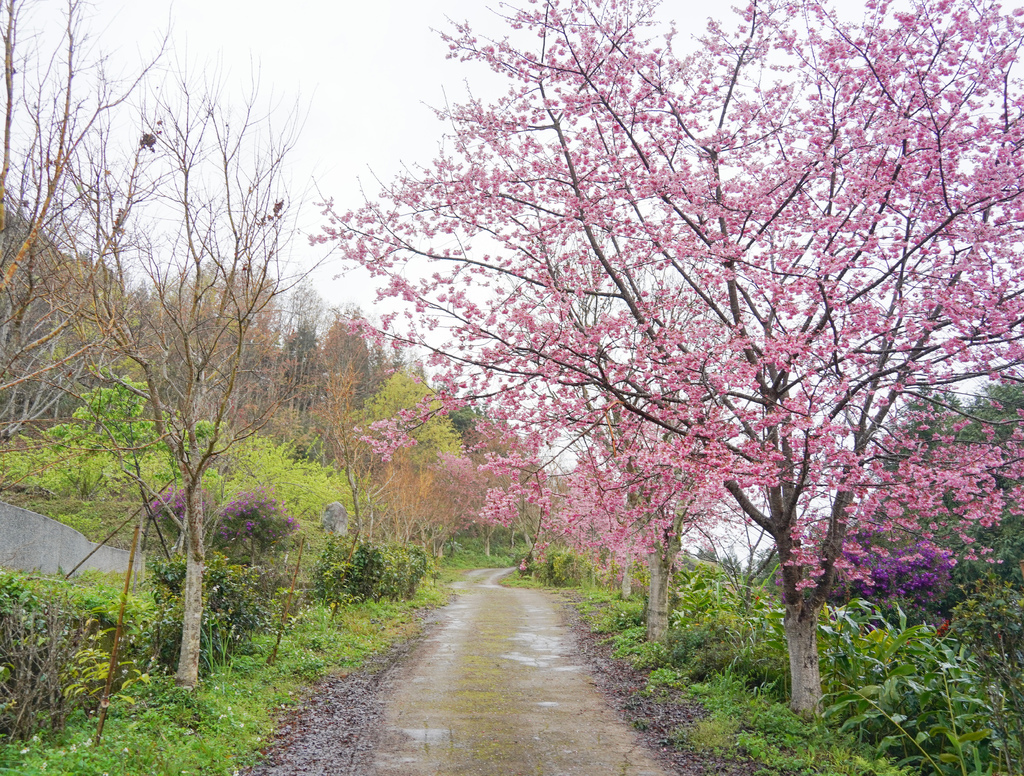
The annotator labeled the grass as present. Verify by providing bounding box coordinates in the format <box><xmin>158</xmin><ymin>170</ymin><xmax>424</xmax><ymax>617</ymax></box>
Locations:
<box><xmin>1</xmin><ymin>578</ymin><xmax>449</xmax><ymax>776</ymax></box>
<box><xmin>682</xmin><ymin>673</ymin><xmax>911</xmax><ymax>776</ymax></box>
<box><xmin>496</xmin><ymin>572</ymin><xmax>548</xmax><ymax>589</ymax></box>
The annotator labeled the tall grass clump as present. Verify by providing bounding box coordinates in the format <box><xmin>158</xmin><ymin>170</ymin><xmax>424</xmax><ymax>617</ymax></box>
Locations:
<box><xmin>822</xmin><ymin>602</ymin><xmax>998</xmax><ymax>775</ymax></box>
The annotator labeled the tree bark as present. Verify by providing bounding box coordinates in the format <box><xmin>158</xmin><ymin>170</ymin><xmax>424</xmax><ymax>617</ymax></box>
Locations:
<box><xmin>646</xmin><ymin>513</ymin><xmax>683</xmax><ymax>643</ymax></box>
<box><xmin>175</xmin><ymin>539</ymin><xmax>204</xmax><ymax>688</ymax></box>
<box><xmin>647</xmin><ymin>550</ymin><xmax>670</xmax><ymax>642</ymax></box>
<box><xmin>620</xmin><ymin>558</ymin><xmax>632</xmax><ymax>598</ymax></box>
<box><xmin>175</xmin><ymin>486</ymin><xmax>205</xmax><ymax>689</ymax></box>
<box><xmin>784</xmin><ymin>602</ymin><xmax>822</xmax><ymax>716</ymax></box>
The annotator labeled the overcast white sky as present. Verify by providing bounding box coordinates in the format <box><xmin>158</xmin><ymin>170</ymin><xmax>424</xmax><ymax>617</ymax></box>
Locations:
<box><xmin>87</xmin><ymin>0</ymin><xmax>723</xmax><ymax>310</ymax></box>
<box><xmin>86</xmin><ymin>0</ymin><xmax>1021</xmax><ymax>313</ymax></box>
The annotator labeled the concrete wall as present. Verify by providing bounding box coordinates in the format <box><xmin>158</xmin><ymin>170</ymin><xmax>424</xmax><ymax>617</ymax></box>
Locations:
<box><xmin>0</xmin><ymin>500</ymin><xmax>138</xmax><ymax>576</ymax></box>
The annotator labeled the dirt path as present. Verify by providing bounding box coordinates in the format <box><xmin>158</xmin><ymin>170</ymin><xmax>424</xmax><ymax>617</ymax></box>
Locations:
<box><xmin>369</xmin><ymin>568</ymin><xmax>669</xmax><ymax>776</ymax></box>
<box><xmin>247</xmin><ymin>569</ymin><xmax>684</xmax><ymax>775</ymax></box>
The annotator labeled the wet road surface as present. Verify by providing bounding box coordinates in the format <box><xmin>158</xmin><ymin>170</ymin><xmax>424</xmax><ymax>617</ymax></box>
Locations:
<box><xmin>369</xmin><ymin>568</ymin><xmax>670</xmax><ymax>776</ymax></box>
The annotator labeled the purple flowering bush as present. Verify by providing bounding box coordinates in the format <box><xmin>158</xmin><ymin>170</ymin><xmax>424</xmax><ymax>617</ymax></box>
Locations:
<box><xmin>212</xmin><ymin>489</ymin><xmax>298</xmax><ymax>565</ymax></box>
<box><xmin>834</xmin><ymin>537</ymin><xmax>955</xmax><ymax>620</ymax></box>
<box><xmin>149</xmin><ymin>486</ymin><xmax>213</xmax><ymax>543</ymax></box>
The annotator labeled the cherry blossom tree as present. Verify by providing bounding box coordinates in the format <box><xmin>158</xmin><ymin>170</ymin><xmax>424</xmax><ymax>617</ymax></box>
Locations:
<box><xmin>320</xmin><ymin>0</ymin><xmax>1024</xmax><ymax>713</ymax></box>
<box><xmin>554</xmin><ymin>420</ymin><xmax>732</xmax><ymax>641</ymax></box>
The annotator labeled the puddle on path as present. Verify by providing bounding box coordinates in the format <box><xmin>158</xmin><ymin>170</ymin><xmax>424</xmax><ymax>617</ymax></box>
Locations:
<box><xmin>401</xmin><ymin>728</ymin><xmax>453</xmax><ymax>745</ymax></box>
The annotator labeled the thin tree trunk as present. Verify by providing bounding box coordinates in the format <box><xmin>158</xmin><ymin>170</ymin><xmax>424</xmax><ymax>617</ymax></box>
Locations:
<box><xmin>784</xmin><ymin>602</ymin><xmax>822</xmax><ymax>716</ymax></box>
<box><xmin>175</xmin><ymin>485</ymin><xmax>205</xmax><ymax>689</ymax></box>
<box><xmin>621</xmin><ymin>557</ymin><xmax>632</xmax><ymax>598</ymax></box>
<box><xmin>345</xmin><ymin>467</ymin><xmax>362</xmax><ymax>535</ymax></box>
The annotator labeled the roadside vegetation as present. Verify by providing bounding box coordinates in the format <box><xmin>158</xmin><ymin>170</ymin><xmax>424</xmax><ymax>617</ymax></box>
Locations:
<box><xmin>0</xmin><ymin>530</ymin><xmax>526</xmax><ymax>775</ymax></box>
<box><xmin>0</xmin><ymin>555</ymin><xmax>447</xmax><ymax>775</ymax></box>
<box><xmin>441</xmin><ymin>536</ymin><xmax>522</xmax><ymax>571</ymax></box>
<box><xmin>519</xmin><ymin>550</ymin><xmax>1023</xmax><ymax>776</ymax></box>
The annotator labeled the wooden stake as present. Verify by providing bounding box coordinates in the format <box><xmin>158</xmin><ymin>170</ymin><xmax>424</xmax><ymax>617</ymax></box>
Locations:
<box><xmin>95</xmin><ymin>523</ymin><xmax>141</xmax><ymax>745</ymax></box>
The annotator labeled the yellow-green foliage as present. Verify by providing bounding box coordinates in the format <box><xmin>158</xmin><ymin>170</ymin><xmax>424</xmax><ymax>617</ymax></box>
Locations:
<box><xmin>221</xmin><ymin>436</ymin><xmax>350</xmax><ymax>523</ymax></box>
<box><xmin>363</xmin><ymin>372</ymin><xmax>462</xmax><ymax>464</ymax></box>
<box><xmin>539</xmin><ymin>547</ymin><xmax>595</xmax><ymax>588</ymax></box>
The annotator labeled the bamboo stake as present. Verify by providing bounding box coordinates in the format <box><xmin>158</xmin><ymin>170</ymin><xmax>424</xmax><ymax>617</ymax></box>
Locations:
<box><xmin>63</xmin><ymin>510</ymin><xmax>138</xmax><ymax>580</ymax></box>
<box><xmin>95</xmin><ymin>522</ymin><xmax>140</xmax><ymax>745</ymax></box>
<box><xmin>267</xmin><ymin>536</ymin><xmax>305</xmax><ymax>667</ymax></box>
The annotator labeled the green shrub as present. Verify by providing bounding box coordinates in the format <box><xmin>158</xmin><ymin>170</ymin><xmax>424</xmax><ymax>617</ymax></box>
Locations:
<box><xmin>538</xmin><ymin>547</ymin><xmax>594</xmax><ymax>587</ymax></box>
<box><xmin>608</xmin><ymin>625</ymin><xmax>668</xmax><ymax>668</ymax></box>
<box><xmin>666</xmin><ymin>563</ymin><xmax>789</xmax><ymax>697</ymax></box>
<box><xmin>347</xmin><ymin>541</ymin><xmax>431</xmax><ymax>602</ymax></box>
<box><xmin>0</xmin><ymin>569</ymin><xmax>38</xmax><ymax>615</ymax></box>
<box><xmin>0</xmin><ymin>592</ymin><xmax>88</xmax><ymax>739</ymax></box>
<box><xmin>312</xmin><ymin>538</ymin><xmax>433</xmax><ymax>607</ymax></box>
<box><xmin>150</xmin><ymin>553</ymin><xmax>273</xmax><ymax>672</ymax></box>
<box><xmin>592</xmin><ymin>598</ymin><xmax>645</xmax><ymax>633</ymax></box>
<box><xmin>311</xmin><ymin>536</ymin><xmax>357</xmax><ymax>609</ymax></box>
<box><xmin>66</xmin><ymin>573</ymin><xmax>156</xmax><ymax>669</ymax></box>
<box><xmin>688</xmin><ymin>673</ymin><xmax>912</xmax><ymax>776</ymax></box>
<box><xmin>729</xmin><ymin>640</ymin><xmax>789</xmax><ymax>698</ymax></box>
<box><xmin>670</xmin><ymin>562</ymin><xmax>749</xmax><ymax>625</ymax></box>
<box><xmin>951</xmin><ymin>577</ymin><xmax>1024</xmax><ymax>774</ymax></box>
<box><xmin>666</xmin><ymin>619</ymin><xmax>736</xmax><ymax>680</ymax></box>
<box><xmin>0</xmin><ymin>571</ymin><xmax>145</xmax><ymax>741</ymax></box>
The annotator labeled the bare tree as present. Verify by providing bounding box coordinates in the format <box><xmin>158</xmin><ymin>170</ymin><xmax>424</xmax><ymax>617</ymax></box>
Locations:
<box><xmin>0</xmin><ymin>0</ymin><xmax>158</xmax><ymax>444</ymax></box>
<box><xmin>91</xmin><ymin>68</ymin><xmax>301</xmax><ymax>689</ymax></box>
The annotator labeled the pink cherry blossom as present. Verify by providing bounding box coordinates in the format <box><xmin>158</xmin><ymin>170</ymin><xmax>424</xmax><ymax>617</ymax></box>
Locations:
<box><xmin>318</xmin><ymin>0</ymin><xmax>1024</xmax><ymax>713</ymax></box>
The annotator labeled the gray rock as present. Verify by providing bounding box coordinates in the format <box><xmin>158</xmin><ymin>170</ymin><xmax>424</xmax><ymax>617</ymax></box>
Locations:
<box><xmin>321</xmin><ymin>501</ymin><xmax>348</xmax><ymax>535</ymax></box>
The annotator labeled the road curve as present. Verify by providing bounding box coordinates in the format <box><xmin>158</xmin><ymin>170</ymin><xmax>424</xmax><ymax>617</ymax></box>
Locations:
<box><xmin>369</xmin><ymin>568</ymin><xmax>670</xmax><ymax>776</ymax></box>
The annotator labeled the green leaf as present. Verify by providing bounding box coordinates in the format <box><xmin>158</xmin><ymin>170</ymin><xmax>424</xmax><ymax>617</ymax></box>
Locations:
<box><xmin>956</xmin><ymin>729</ymin><xmax>991</xmax><ymax>743</ymax></box>
<box><xmin>887</xmin><ymin>664</ymin><xmax>916</xmax><ymax>677</ymax></box>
